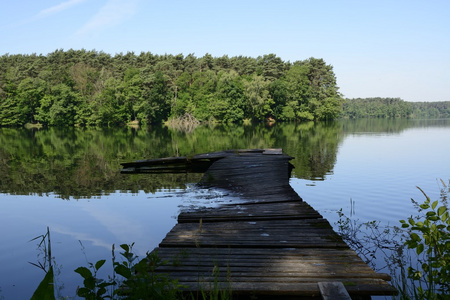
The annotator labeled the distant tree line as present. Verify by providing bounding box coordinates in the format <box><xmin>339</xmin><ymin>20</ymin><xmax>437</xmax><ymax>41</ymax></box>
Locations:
<box><xmin>341</xmin><ymin>98</ymin><xmax>450</xmax><ymax>119</ymax></box>
<box><xmin>0</xmin><ymin>49</ymin><xmax>343</xmax><ymax>127</ymax></box>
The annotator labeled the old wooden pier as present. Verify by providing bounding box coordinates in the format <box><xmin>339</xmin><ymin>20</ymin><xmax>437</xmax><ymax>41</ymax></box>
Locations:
<box><xmin>121</xmin><ymin>149</ymin><xmax>397</xmax><ymax>299</ymax></box>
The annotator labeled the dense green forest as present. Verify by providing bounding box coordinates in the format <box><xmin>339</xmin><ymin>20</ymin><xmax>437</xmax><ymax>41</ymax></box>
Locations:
<box><xmin>0</xmin><ymin>50</ymin><xmax>343</xmax><ymax>126</ymax></box>
<box><xmin>342</xmin><ymin>97</ymin><xmax>450</xmax><ymax>119</ymax></box>
<box><xmin>1</xmin><ymin>50</ymin><xmax>449</xmax><ymax>127</ymax></box>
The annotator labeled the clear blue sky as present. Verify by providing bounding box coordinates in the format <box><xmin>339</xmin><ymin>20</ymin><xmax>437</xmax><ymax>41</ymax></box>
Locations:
<box><xmin>1</xmin><ymin>0</ymin><xmax>449</xmax><ymax>102</ymax></box>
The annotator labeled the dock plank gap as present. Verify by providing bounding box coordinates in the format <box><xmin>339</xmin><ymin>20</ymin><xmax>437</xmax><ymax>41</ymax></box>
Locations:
<box><xmin>121</xmin><ymin>149</ymin><xmax>397</xmax><ymax>299</ymax></box>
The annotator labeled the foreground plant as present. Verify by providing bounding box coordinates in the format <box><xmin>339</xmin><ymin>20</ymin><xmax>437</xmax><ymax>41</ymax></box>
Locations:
<box><xmin>75</xmin><ymin>258</ymin><xmax>114</xmax><ymax>299</ymax></box>
<box><xmin>113</xmin><ymin>244</ymin><xmax>183</xmax><ymax>299</ymax></box>
<box><xmin>400</xmin><ymin>183</ymin><xmax>450</xmax><ymax>298</ymax></box>
<box><xmin>75</xmin><ymin>243</ymin><xmax>183</xmax><ymax>300</ymax></box>
<box><xmin>29</xmin><ymin>227</ymin><xmax>56</xmax><ymax>300</ymax></box>
<box><xmin>336</xmin><ymin>179</ymin><xmax>450</xmax><ymax>300</ymax></box>
<box><xmin>29</xmin><ymin>229</ymin><xmax>229</xmax><ymax>299</ymax></box>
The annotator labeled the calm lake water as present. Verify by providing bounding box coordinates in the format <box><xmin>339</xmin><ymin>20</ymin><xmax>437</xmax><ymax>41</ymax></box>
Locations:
<box><xmin>0</xmin><ymin>119</ymin><xmax>449</xmax><ymax>299</ymax></box>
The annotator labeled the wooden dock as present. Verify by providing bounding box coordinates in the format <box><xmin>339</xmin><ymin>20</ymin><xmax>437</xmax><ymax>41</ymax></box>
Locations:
<box><xmin>121</xmin><ymin>149</ymin><xmax>396</xmax><ymax>299</ymax></box>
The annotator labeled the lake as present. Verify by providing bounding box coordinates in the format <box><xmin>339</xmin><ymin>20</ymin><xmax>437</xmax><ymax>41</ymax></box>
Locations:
<box><xmin>0</xmin><ymin>119</ymin><xmax>449</xmax><ymax>299</ymax></box>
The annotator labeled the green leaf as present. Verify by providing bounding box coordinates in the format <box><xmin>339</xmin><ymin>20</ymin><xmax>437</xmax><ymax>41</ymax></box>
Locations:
<box><xmin>437</xmin><ymin>206</ymin><xmax>447</xmax><ymax>217</ymax></box>
<box><xmin>114</xmin><ymin>264</ymin><xmax>132</xmax><ymax>279</ymax></box>
<box><xmin>120</xmin><ymin>244</ymin><xmax>130</xmax><ymax>252</ymax></box>
<box><xmin>95</xmin><ymin>259</ymin><xmax>106</xmax><ymax>270</ymax></box>
<box><xmin>419</xmin><ymin>203</ymin><xmax>430</xmax><ymax>210</ymax></box>
<box><xmin>84</xmin><ymin>276</ymin><xmax>96</xmax><ymax>290</ymax></box>
<box><xmin>76</xmin><ymin>287</ymin><xmax>92</xmax><ymax>297</ymax></box>
<box><xmin>30</xmin><ymin>266</ymin><xmax>56</xmax><ymax>300</ymax></box>
<box><xmin>406</xmin><ymin>241</ymin><xmax>418</xmax><ymax>249</ymax></box>
<box><xmin>74</xmin><ymin>267</ymin><xmax>93</xmax><ymax>279</ymax></box>
<box><xmin>431</xmin><ymin>200</ymin><xmax>438</xmax><ymax>210</ymax></box>
<box><xmin>98</xmin><ymin>281</ymin><xmax>115</xmax><ymax>288</ymax></box>
<box><xmin>416</xmin><ymin>243</ymin><xmax>424</xmax><ymax>255</ymax></box>
<box><xmin>410</xmin><ymin>233</ymin><xmax>421</xmax><ymax>242</ymax></box>
<box><xmin>426</xmin><ymin>211</ymin><xmax>436</xmax><ymax>217</ymax></box>
<box><xmin>442</xmin><ymin>211</ymin><xmax>449</xmax><ymax>223</ymax></box>
<box><xmin>97</xmin><ymin>287</ymin><xmax>107</xmax><ymax>297</ymax></box>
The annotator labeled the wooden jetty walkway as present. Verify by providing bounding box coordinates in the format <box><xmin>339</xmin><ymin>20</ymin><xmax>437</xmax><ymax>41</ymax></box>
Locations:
<box><xmin>121</xmin><ymin>149</ymin><xmax>397</xmax><ymax>299</ymax></box>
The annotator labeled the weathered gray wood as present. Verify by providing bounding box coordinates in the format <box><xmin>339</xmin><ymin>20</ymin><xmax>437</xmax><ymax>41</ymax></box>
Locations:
<box><xmin>121</xmin><ymin>149</ymin><xmax>397</xmax><ymax>298</ymax></box>
<box><xmin>318</xmin><ymin>282</ymin><xmax>351</xmax><ymax>300</ymax></box>
<box><xmin>199</xmin><ymin>153</ymin><xmax>295</xmax><ymax>198</ymax></box>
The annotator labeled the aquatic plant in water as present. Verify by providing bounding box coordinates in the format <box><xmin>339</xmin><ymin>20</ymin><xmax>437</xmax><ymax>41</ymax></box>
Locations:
<box><xmin>29</xmin><ymin>227</ymin><xmax>56</xmax><ymax>300</ymax></box>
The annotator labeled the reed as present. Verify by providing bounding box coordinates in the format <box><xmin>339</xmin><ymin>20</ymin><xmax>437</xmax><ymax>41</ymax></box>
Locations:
<box><xmin>29</xmin><ymin>227</ymin><xmax>56</xmax><ymax>300</ymax></box>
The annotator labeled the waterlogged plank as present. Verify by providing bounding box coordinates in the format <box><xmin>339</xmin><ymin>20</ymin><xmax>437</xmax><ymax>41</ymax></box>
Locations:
<box><xmin>199</xmin><ymin>152</ymin><xmax>295</xmax><ymax>198</ymax></box>
<box><xmin>178</xmin><ymin>201</ymin><xmax>321</xmax><ymax>223</ymax></box>
<box><xmin>121</xmin><ymin>149</ymin><xmax>284</xmax><ymax>170</ymax></box>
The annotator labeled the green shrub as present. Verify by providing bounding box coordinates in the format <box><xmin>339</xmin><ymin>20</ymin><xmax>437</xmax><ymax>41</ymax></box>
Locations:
<box><xmin>75</xmin><ymin>243</ymin><xmax>184</xmax><ymax>300</ymax></box>
<box><xmin>336</xmin><ymin>179</ymin><xmax>450</xmax><ymax>299</ymax></box>
<box><xmin>400</xmin><ymin>184</ymin><xmax>450</xmax><ymax>298</ymax></box>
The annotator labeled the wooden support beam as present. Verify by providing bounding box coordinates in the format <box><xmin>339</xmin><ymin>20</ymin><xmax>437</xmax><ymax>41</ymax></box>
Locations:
<box><xmin>318</xmin><ymin>282</ymin><xmax>351</xmax><ymax>300</ymax></box>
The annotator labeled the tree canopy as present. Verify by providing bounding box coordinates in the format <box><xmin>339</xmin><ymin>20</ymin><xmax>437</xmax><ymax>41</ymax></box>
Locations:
<box><xmin>0</xmin><ymin>50</ymin><xmax>343</xmax><ymax>126</ymax></box>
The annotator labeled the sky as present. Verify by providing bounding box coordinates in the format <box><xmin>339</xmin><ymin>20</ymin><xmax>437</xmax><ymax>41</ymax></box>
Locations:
<box><xmin>1</xmin><ymin>0</ymin><xmax>449</xmax><ymax>102</ymax></box>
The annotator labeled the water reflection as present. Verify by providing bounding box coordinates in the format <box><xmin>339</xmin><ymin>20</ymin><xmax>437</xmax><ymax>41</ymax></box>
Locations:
<box><xmin>3</xmin><ymin>119</ymin><xmax>448</xmax><ymax>198</ymax></box>
<box><xmin>1</xmin><ymin>119</ymin><xmax>450</xmax><ymax>299</ymax></box>
<box><xmin>0</xmin><ymin>122</ymin><xmax>344</xmax><ymax>197</ymax></box>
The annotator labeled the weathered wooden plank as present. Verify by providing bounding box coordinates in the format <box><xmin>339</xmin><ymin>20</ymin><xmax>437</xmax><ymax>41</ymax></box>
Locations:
<box><xmin>156</xmin><ymin>264</ymin><xmax>381</xmax><ymax>276</ymax></box>
<box><xmin>151</xmin><ymin>247</ymin><xmax>391</xmax><ymax>281</ymax></box>
<box><xmin>161</xmin><ymin>222</ymin><xmax>345</xmax><ymax>246</ymax></box>
<box><xmin>176</xmin><ymin>281</ymin><xmax>396</xmax><ymax>297</ymax></box>
<box><xmin>170</xmin><ymin>218</ymin><xmax>333</xmax><ymax>229</ymax></box>
<box><xmin>164</xmin><ymin>230</ymin><xmax>339</xmax><ymax>238</ymax></box>
<box><xmin>154</xmin><ymin>249</ymin><xmax>362</xmax><ymax>262</ymax></box>
<box><xmin>154</xmin><ymin>247</ymin><xmax>358</xmax><ymax>256</ymax></box>
<box><xmin>178</xmin><ymin>201</ymin><xmax>322</xmax><ymax>223</ymax></box>
<box><xmin>161</xmin><ymin>275</ymin><xmax>390</xmax><ymax>284</ymax></box>
<box><xmin>158</xmin><ymin>257</ymin><xmax>370</xmax><ymax>266</ymax></box>
<box><xmin>177</xmin><ymin>213</ymin><xmax>323</xmax><ymax>223</ymax></box>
